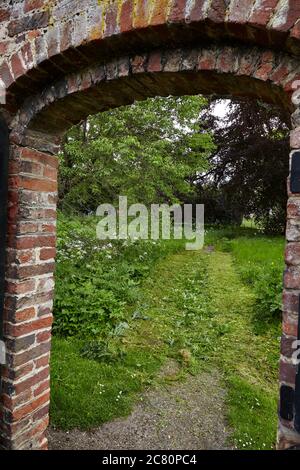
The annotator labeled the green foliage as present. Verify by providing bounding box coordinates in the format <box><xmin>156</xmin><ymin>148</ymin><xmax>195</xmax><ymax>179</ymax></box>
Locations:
<box><xmin>199</xmin><ymin>98</ymin><xmax>289</xmax><ymax>234</ymax></box>
<box><xmin>188</xmin><ymin>184</ymin><xmax>243</xmax><ymax>225</ymax></box>
<box><xmin>59</xmin><ymin>96</ymin><xmax>214</xmax><ymax>212</ymax></box>
<box><xmin>206</xmin><ymin>227</ymin><xmax>284</xmax><ymax>321</ymax></box>
<box><xmin>256</xmin><ymin>205</ymin><xmax>286</xmax><ymax>235</ymax></box>
<box><xmin>229</xmin><ymin>235</ymin><xmax>283</xmax><ymax>321</ymax></box>
<box><xmin>51</xmin><ymin>226</ymin><xmax>282</xmax><ymax>449</ymax></box>
<box><xmin>80</xmin><ymin>340</ymin><xmax>126</xmax><ymax>363</ymax></box>
<box><xmin>53</xmin><ymin>212</ymin><xmax>184</xmax><ymax>337</ymax></box>
<box><xmin>251</xmin><ymin>266</ymin><xmax>283</xmax><ymax>320</ymax></box>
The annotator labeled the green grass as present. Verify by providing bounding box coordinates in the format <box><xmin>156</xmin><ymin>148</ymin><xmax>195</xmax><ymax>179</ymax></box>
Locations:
<box><xmin>205</xmin><ymin>225</ymin><xmax>284</xmax><ymax>269</ymax></box>
<box><xmin>206</xmin><ymin>226</ymin><xmax>284</xmax><ymax>327</ymax></box>
<box><xmin>228</xmin><ymin>233</ymin><xmax>284</xmax><ymax>287</ymax></box>
<box><xmin>226</xmin><ymin>376</ymin><xmax>277</xmax><ymax>450</ymax></box>
<box><xmin>204</xmin><ymin>250</ymin><xmax>280</xmax><ymax>449</ymax></box>
<box><xmin>50</xmin><ymin>247</ymin><xmax>209</xmax><ymax>430</ymax></box>
<box><xmin>51</xmin><ymin>337</ymin><xmax>162</xmax><ymax>429</ymax></box>
<box><xmin>50</xmin><ymin>220</ymin><xmax>284</xmax><ymax>449</ymax></box>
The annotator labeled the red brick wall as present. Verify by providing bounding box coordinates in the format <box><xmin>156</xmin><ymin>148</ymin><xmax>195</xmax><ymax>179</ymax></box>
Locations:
<box><xmin>276</xmin><ymin>85</ymin><xmax>300</xmax><ymax>449</ymax></box>
<box><xmin>0</xmin><ymin>0</ymin><xmax>300</xmax><ymax>451</ymax></box>
<box><xmin>0</xmin><ymin>0</ymin><xmax>300</xmax><ymax>111</ymax></box>
<box><xmin>0</xmin><ymin>142</ymin><xmax>57</xmax><ymax>450</ymax></box>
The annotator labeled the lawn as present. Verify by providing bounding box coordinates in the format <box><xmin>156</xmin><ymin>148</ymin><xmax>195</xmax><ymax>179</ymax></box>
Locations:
<box><xmin>50</xmin><ymin>217</ymin><xmax>284</xmax><ymax>449</ymax></box>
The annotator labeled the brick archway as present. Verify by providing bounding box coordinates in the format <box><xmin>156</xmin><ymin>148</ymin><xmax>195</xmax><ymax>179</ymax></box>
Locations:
<box><xmin>1</xmin><ymin>0</ymin><xmax>300</xmax><ymax>450</ymax></box>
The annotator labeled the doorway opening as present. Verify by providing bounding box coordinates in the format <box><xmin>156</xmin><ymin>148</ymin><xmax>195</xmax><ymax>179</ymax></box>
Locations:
<box><xmin>46</xmin><ymin>94</ymin><xmax>288</xmax><ymax>450</ymax></box>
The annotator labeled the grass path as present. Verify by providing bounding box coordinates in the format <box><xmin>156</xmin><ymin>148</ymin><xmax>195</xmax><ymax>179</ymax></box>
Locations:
<box><xmin>51</xmin><ymin>245</ymin><xmax>281</xmax><ymax>450</ymax></box>
<box><xmin>206</xmin><ymin>250</ymin><xmax>279</xmax><ymax>385</ymax></box>
<box><xmin>204</xmin><ymin>251</ymin><xmax>279</xmax><ymax>449</ymax></box>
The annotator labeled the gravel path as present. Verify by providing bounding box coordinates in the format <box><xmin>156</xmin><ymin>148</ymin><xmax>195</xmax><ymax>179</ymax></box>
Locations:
<box><xmin>48</xmin><ymin>365</ymin><xmax>233</xmax><ymax>450</ymax></box>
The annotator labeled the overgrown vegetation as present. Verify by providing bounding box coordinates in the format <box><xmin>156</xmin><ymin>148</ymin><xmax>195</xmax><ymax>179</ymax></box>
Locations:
<box><xmin>51</xmin><ymin>95</ymin><xmax>287</xmax><ymax>449</ymax></box>
<box><xmin>206</xmin><ymin>226</ymin><xmax>284</xmax><ymax>323</ymax></box>
<box><xmin>54</xmin><ymin>212</ymin><xmax>184</xmax><ymax>337</ymax></box>
<box><xmin>51</xmin><ymin>218</ymin><xmax>283</xmax><ymax>450</ymax></box>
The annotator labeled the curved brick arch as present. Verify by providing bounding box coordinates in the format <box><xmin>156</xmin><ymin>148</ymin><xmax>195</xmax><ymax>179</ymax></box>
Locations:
<box><xmin>1</xmin><ymin>0</ymin><xmax>300</xmax><ymax>111</ymax></box>
<box><xmin>1</xmin><ymin>0</ymin><xmax>300</xmax><ymax>452</ymax></box>
<box><xmin>8</xmin><ymin>44</ymin><xmax>299</xmax><ymax>142</ymax></box>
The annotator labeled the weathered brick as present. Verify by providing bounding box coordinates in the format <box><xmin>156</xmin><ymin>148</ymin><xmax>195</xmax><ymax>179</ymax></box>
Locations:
<box><xmin>6</xmin><ymin>279</ymin><xmax>36</xmax><ymax>295</ymax></box>
<box><xmin>282</xmin><ymin>310</ymin><xmax>299</xmax><ymax>337</ymax></box>
<box><xmin>6</xmin><ymin>416</ymin><xmax>49</xmax><ymax>450</ymax></box>
<box><xmin>207</xmin><ymin>0</ymin><xmax>228</xmax><ymax>23</ymax></box>
<box><xmin>227</xmin><ymin>0</ymin><xmax>254</xmax><ymax>24</ymax></box>
<box><xmin>5</xmin><ymin>334</ymin><xmax>36</xmax><ymax>353</ymax></box>
<box><xmin>290</xmin><ymin>128</ymin><xmax>300</xmax><ymax>149</ymax></box>
<box><xmin>280</xmin><ymin>360</ymin><xmax>297</xmax><ymax>385</ymax></box>
<box><xmin>35</xmin><ymin>353</ymin><xmax>50</xmax><ymax>369</ymax></box>
<box><xmin>120</xmin><ymin>0</ymin><xmax>133</xmax><ymax>32</ymax></box>
<box><xmin>12</xmin><ymin>235</ymin><xmax>56</xmax><ymax>250</ymax></box>
<box><xmin>129</xmin><ymin>56</ymin><xmax>143</xmax><ymax>75</ymax></box>
<box><xmin>20</xmin><ymin>147</ymin><xmax>58</xmax><ymax>169</ymax></box>
<box><xmin>269</xmin><ymin>1</ymin><xmax>300</xmax><ymax>32</ymax></box>
<box><xmin>198</xmin><ymin>49</ymin><xmax>216</xmax><ymax>71</ymax></box>
<box><xmin>284</xmin><ymin>266</ymin><xmax>300</xmax><ymax>289</ymax></box>
<box><xmin>168</xmin><ymin>0</ymin><xmax>186</xmax><ymax>23</ymax></box>
<box><xmin>133</xmin><ymin>0</ymin><xmax>150</xmax><ymax>28</ymax></box>
<box><xmin>9</xmin><ymin>391</ymin><xmax>50</xmax><ymax>422</ymax></box>
<box><xmin>17</xmin><ymin>224</ymin><xmax>39</xmax><ymax>236</ymax></box>
<box><xmin>5</xmin><ymin>316</ymin><xmax>52</xmax><ymax>338</ymax></box>
<box><xmin>60</xmin><ymin>20</ymin><xmax>73</xmax><ymax>52</ymax></box>
<box><xmin>188</xmin><ymin>0</ymin><xmax>206</xmax><ymax>22</ymax></box>
<box><xmin>287</xmin><ymin>198</ymin><xmax>300</xmax><ymax>218</ymax></box>
<box><xmin>283</xmin><ymin>289</ymin><xmax>300</xmax><ymax>314</ymax></box>
<box><xmin>249</xmin><ymin>0</ymin><xmax>279</xmax><ymax>27</ymax></box>
<box><xmin>0</xmin><ymin>61</ymin><xmax>14</xmax><ymax>87</ymax></box>
<box><xmin>8</xmin><ymin>11</ymin><xmax>50</xmax><ymax>36</ymax></box>
<box><xmin>151</xmin><ymin>0</ymin><xmax>170</xmax><ymax>25</ymax></box>
<box><xmin>253</xmin><ymin>51</ymin><xmax>275</xmax><ymax>82</ymax></box>
<box><xmin>20</xmin><ymin>176</ymin><xmax>57</xmax><ymax>192</ymax></box>
<box><xmin>1</xmin><ymin>0</ymin><xmax>300</xmax><ymax>453</ymax></box>
<box><xmin>217</xmin><ymin>47</ymin><xmax>236</xmax><ymax>73</ymax></box>
<box><xmin>7</xmin><ymin>342</ymin><xmax>51</xmax><ymax>368</ymax></box>
<box><xmin>291</xmin><ymin>19</ymin><xmax>300</xmax><ymax>40</ymax></box>
<box><xmin>281</xmin><ymin>334</ymin><xmax>298</xmax><ymax>359</ymax></box>
<box><xmin>0</xmin><ymin>9</ymin><xmax>10</xmax><ymax>23</ymax></box>
<box><xmin>15</xmin><ymin>307</ymin><xmax>36</xmax><ymax>323</ymax></box>
<box><xmin>39</xmin><ymin>248</ymin><xmax>56</xmax><ymax>261</ymax></box>
<box><xmin>5</xmin><ymin>291</ymin><xmax>54</xmax><ymax>313</ymax></box>
<box><xmin>10</xmin><ymin>53</ymin><xmax>25</xmax><ymax>80</ymax></box>
<box><xmin>33</xmin><ymin>379</ymin><xmax>50</xmax><ymax>397</ymax></box>
<box><xmin>104</xmin><ymin>3</ymin><xmax>118</xmax><ymax>37</ymax></box>
<box><xmin>24</xmin><ymin>0</ymin><xmax>44</xmax><ymax>14</ymax></box>
<box><xmin>32</xmin><ymin>402</ymin><xmax>49</xmax><ymax>422</ymax></box>
<box><xmin>1</xmin><ymin>362</ymin><xmax>34</xmax><ymax>381</ymax></box>
<box><xmin>2</xmin><ymin>390</ymin><xmax>32</xmax><ymax>410</ymax></box>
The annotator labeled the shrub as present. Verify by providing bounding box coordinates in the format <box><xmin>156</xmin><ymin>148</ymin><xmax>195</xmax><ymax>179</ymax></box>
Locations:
<box><xmin>253</xmin><ymin>265</ymin><xmax>282</xmax><ymax>320</ymax></box>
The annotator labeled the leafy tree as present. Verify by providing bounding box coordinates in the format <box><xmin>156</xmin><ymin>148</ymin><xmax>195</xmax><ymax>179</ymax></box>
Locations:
<box><xmin>59</xmin><ymin>96</ymin><xmax>214</xmax><ymax>213</ymax></box>
<box><xmin>189</xmin><ymin>184</ymin><xmax>243</xmax><ymax>225</ymax></box>
<box><xmin>198</xmin><ymin>98</ymin><xmax>290</xmax><ymax>233</ymax></box>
